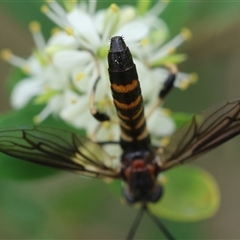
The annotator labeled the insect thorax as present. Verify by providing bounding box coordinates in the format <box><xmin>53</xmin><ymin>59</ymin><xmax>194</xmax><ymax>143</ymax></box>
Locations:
<box><xmin>121</xmin><ymin>150</ymin><xmax>163</xmax><ymax>203</ymax></box>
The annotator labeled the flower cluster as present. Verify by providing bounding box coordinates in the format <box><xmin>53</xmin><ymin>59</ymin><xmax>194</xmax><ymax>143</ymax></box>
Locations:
<box><xmin>1</xmin><ymin>0</ymin><xmax>196</xmax><ymax>143</ymax></box>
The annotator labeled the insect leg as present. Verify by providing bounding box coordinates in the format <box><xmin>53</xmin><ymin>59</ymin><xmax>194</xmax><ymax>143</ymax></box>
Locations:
<box><xmin>146</xmin><ymin>64</ymin><xmax>177</xmax><ymax>119</ymax></box>
<box><xmin>90</xmin><ymin>76</ymin><xmax>111</xmax><ymax>122</ymax></box>
<box><xmin>97</xmin><ymin>141</ymin><xmax>119</xmax><ymax>146</ymax></box>
<box><xmin>146</xmin><ymin>206</ymin><xmax>176</xmax><ymax>240</ymax></box>
<box><xmin>126</xmin><ymin>205</ymin><xmax>145</xmax><ymax>240</ymax></box>
<box><xmin>89</xmin><ymin>77</ymin><xmax>119</xmax><ymax>141</ymax></box>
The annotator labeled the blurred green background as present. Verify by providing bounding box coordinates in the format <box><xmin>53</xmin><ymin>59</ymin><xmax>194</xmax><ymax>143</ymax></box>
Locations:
<box><xmin>1</xmin><ymin>0</ymin><xmax>240</xmax><ymax>239</ymax></box>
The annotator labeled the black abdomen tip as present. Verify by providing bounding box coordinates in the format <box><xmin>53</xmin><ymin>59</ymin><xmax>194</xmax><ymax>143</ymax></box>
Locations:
<box><xmin>108</xmin><ymin>36</ymin><xmax>134</xmax><ymax>71</ymax></box>
<box><xmin>110</xmin><ymin>36</ymin><xmax>127</xmax><ymax>53</ymax></box>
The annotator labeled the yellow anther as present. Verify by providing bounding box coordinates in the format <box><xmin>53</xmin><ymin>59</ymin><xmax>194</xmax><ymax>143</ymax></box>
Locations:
<box><xmin>140</xmin><ymin>38</ymin><xmax>149</xmax><ymax>47</ymax></box>
<box><xmin>181</xmin><ymin>28</ymin><xmax>192</xmax><ymax>41</ymax></box>
<box><xmin>110</xmin><ymin>3</ymin><xmax>119</xmax><ymax>13</ymax></box>
<box><xmin>158</xmin><ymin>174</ymin><xmax>169</xmax><ymax>185</ymax></box>
<box><xmin>33</xmin><ymin>115</ymin><xmax>41</xmax><ymax>124</ymax></box>
<box><xmin>102</xmin><ymin>121</ymin><xmax>111</xmax><ymax>129</ymax></box>
<box><xmin>103</xmin><ymin>177</ymin><xmax>114</xmax><ymax>184</ymax></box>
<box><xmin>108</xmin><ymin>133</ymin><xmax>114</xmax><ymax>141</ymax></box>
<box><xmin>160</xmin><ymin>137</ymin><xmax>170</xmax><ymax>147</ymax></box>
<box><xmin>190</xmin><ymin>73</ymin><xmax>198</xmax><ymax>84</ymax></box>
<box><xmin>71</xmin><ymin>98</ymin><xmax>77</xmax><ymax>104</ymax></box>
<box><xmin>44</xmin><ymin>84</ymin><xmax>51</xmax><ymax>92</ymax></box>
<box><xmin>162</xmin><ymin>108</ymin><xmax>171</xmax><ymax>116</ymax></box>
<box><xmin>179</xmin><ymin>81</ymin><xmax>190</xmax><ymax>90</ymax></box>
<box><xmin>0</xmin><ymin>49</ymin><xmax>12</xmax><ymax>61</ymax></box>
<box><xmin>41</xmin><ymin>5</ymin><xmax>50</xmax><ymax>14</ymax></box>
<box><xmin>75</xmin><ymin>73</ymin><xmax>86</xmax><ymax>81</ymax></box>
<box><xmin>64</xmin><ymin>27</ymin><xmax>74</xmax><ymax>36</ymax></box>
<box><xmin>168</xmin><ymin>47</ymin><xmax>176</xmax><ymax>54</ymax></box>
<box><xmin>21</xmin><ymin>65</ymin><xmax>30</xmax><ymax>74</ymax></box>
<box><xmin>51</xmin><ymin>27</ymin><xmax>61</xmax><ymax>35</ymax></box>
<box><xmin>29</xmin><ymin>21</ymin><xmax>41</xmax><ymax>33</ymax></box>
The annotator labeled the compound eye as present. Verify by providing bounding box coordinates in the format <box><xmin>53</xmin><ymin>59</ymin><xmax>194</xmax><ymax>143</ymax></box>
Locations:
<box><xmin>123</xmin><ymin>188</ymin><xmax>138</xmax><ymax>204</ymax></box>
<box><xmin>148</xmin><ymin>185</ymin><xmax>164</xmax><ymax>203</ymax></box>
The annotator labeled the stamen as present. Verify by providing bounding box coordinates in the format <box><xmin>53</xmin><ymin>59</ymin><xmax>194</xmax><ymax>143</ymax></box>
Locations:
<box><xmin>148</xmin><ymin>0</ymin><xmax>169</xmax><ymax>17</ymax></box>
<box><xmin>110</xmin><ymin>3</ymin><xmax>119</xmax><ymax>13</ymax></box>
<box><xmin>41</xmin><ymin>4</ymin><xmax>67</xmax><ymax>28</ymax></box>
<box><xmin>160</xmin><ymin>137</ymin><xmax>170</xmax><ymax>147</ymax></box>
<box><xmin>102</xmin><ymin>122</ymin><xmax>111</xmax><ymax>129</ymax></box>
<box><xmin>75</xmin><ymin>73</ymin><xmax>86</xmax><ymax>81</ymax></box>
<box><xmin>0</xmin><ymin>49</ymin><xmax>13</xmax><ymax>61</ymax></box>
<box><xmin>88</xmin><ymin>0</ymin><xmax>97</xmax><ymax>15</ymax></box>
<box><xmin>189</xmin><ymin>73</ymin><xmax>198</xmax><ymax>84</ymax></box>
<box><xmin>64</xmin><ymin>27</ymin><xmax>93</xmax><ymax>50</ymax></box>
<box><xmin>158</xmin><ymin>174</ymin><xmax>169</xmax><ymax>185</ymax></box>
<box><xmin>63</xmin><ymin>0</ymin><xmax>77</xmax><ymax>12</ymax></box>
<box><xmin>21</xmin><ymin>65</ymin><xmax>31</xmax><ymax>74</ymax></box>
<box><xmin>162</xmin><ymin>108</ymin><xmax>171</xmax><ymax>116</ymax></box>
<box><xmin>0</xmin><ymin>49</ymin><xmax>27</xmax><ymax>67</ymax></box>
<box><xmin>181</xmin><ymin>28</ymin><xmax>192</xmax><ymax>41</ymax></box>
<box><xmin>29</xmin><ymin>21</ymin><xmax>46</xmax><ymax>51</ymax></box>
<box><xmin>51</xmin><ymin>27</ymin><xmax>61</xmax><ymax>35</ymax></box>
<box><xmin>71</xmin><ymin>98</ymin><xmax>77</xmax><ymax>104</ymax></box>
<box><xmin>28</xmin><ymin>21</ymin><xmax>41</xmax><ymax>32</ymax></box>
<box><xmin>140</xmin><ymin>38</ymin><xmax>149</xmax><ymax>47</ymax></box>
<box><xmin>102</xmin><ymin>4</ymin><xmax>120</xmax><ymax>41</ymax></box>
<box><xmin>64</xmin><ymin>27</ymin><xmax>74</xmax><ymax>36</ymax></box>
<box><xmin>151</xmin><ymin>28</ymin><xmax>192</xmax><ymax>63</ymax></box>
<box><xmin>41</xmin><ymin>5</ymin><xmax>50</xmax><ymax>14</ymax></box>
<box><xmin>167</xmin><ymin>47</ymin><xmax>176</xmax><ymax>54</ymax></box>
<box><xmin>179</xmin><ymin>80</ymin><xmax>190</xmax><ymax>90</ymax></box>
<box><xmin>46</xmin><ymin>0</ymin><xmax>67</xmax><ymax>18</ymax></box>
<box><xmin>108</xmin><ymin>133</ymin><xmax>114</xmax><ymax>141</ymax></box>
<box><xmin>33</xmin><ymin>105</ymin><xmax>52</xmax><ymax>123</ymax></box>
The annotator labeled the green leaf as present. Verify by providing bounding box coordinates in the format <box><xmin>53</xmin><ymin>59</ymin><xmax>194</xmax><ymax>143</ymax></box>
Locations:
<box><xmin>0</xmin><ymin>180</ymin><xmax>47</xmax><ymax>237</ymax></box>
<box><xmin>149</xmin><ymin>165</ymin><xmax>220</xmax><ymax>222</ymax></box>
<box><xmin>171</xmin><ymin>112</ymin><xmax>193</xmax><ymax>129</ymax></box>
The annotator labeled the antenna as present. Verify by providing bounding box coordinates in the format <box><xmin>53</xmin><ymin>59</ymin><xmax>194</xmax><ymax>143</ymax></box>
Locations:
<box><xmin>126</xmin><ymin>204</ymin><xmax>176</xmax><ymax>240</ymax></box>
<box><xmin>126</xmin><ymin>205</ymin><xmax>145</xmax><ymax>240</ymax></box>
<box><xmin>146</xmin><ymin>206</ymin><xmax>176</xmax><ymax>240</ymax></box>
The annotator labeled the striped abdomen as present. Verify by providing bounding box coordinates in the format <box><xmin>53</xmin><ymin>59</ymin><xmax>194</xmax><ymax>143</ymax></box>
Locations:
<box><xmin>108</xmin><ymin>36</ymin><xmax>151</xmax><ymax>151</ymax></box>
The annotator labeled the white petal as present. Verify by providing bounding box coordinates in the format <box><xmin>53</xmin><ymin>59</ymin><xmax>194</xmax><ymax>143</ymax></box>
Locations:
<box><xmin>95</xmin><ymin>123</ymin><xmax>120</xmax><ymax>142</ymax></box>
<box><xmin>148</xmin><ymin>109</ymin><xmax>176</xmax><ymax>137</ymax></box>
<box><xmin>59</xmin><ymin>91</ymin><xmax>90</xmax><ymax>128</ymax></box>
<box><xmin>67</xmin><ymin>9</ymin><xmax>100</xmax><ymax>47</ymax></box>
<box><xmin>26</xmin><ymin>56</ymin><xmax>43</xmax><ymax>74</ymax></box>
<box><xmin>47</xmin><ymin>31</ymin><xmax>77</xmax><ymax>48</ymax></box>
<box><xmin>115</xmin><ymin>21</ymin><xmax>148</xmax><ymax>43</ymax></box>
<box><xmin>10</xmin><ymin>78</ymin><xmax>43</xmax><ymax>109</ymax></box>
<box><xmin>134</xmin><ymin>59</ymin><xmax>159</xmax><ymax>102</ymax></box>
<box><xmin>52</xmin><ymin>50</ymin><xmax>92</xmax><ymax>69</ymax></box>
<box><xmin>93</xmin><ymin>10</ymin><xmax>105</xmax><ymax>35</ymax></box>
<box><xmin>118</xmin><ymin>6</ymin><xmax>136</xmax><ymax>27</ymax></box>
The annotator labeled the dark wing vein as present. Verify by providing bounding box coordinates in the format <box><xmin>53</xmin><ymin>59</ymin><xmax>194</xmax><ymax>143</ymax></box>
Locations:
<box><xmin>161</xmin><ymin>98</ymin><xmax>240</xmax><ymax>170</ymax></box>
<box><xmin>0</xmin><ymin>126</ymin><xmax>120</xmax><ymax>178</ymax></box>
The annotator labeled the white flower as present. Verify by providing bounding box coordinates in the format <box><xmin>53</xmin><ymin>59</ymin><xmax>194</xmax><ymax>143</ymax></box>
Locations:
<box><xmin>1</xmin><ymin>0</ymin><xmax>196</xmax><ymax>144</ymax></box>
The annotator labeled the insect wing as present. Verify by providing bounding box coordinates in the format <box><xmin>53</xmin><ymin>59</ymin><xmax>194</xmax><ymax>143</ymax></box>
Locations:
<box><xmin>161</xmin><ymin>98</ymin><xmax>240</xmax><ymax>170</ymax></box>
<box><xmin>0</xmin><ymin>126</ymin><xmax>120</xmax><ymax>178</ymax></box>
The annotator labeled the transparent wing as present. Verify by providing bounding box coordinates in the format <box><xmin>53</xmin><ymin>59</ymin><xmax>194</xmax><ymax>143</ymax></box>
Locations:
<box><xmin>0</xmin><ymin>126</ymin><xmax>120</xmax><ymax>178</ymax></box>
<box><xmin>161</xmin><ymin>98</ymin><xmax>240</xmax><ymax>170</ymax></box>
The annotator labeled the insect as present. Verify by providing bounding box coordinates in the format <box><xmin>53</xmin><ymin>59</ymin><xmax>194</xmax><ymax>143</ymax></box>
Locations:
<box><xmin>1</xmin><ymin>36</ymin><xmax>240</xmax><ymax>239</ymax></box>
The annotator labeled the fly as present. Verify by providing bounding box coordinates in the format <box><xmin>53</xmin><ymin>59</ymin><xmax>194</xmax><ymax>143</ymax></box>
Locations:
<box><xmin>1</xmin><ymin>36</ymin><xmax>240</xmax><ymax>239</ymax></box>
